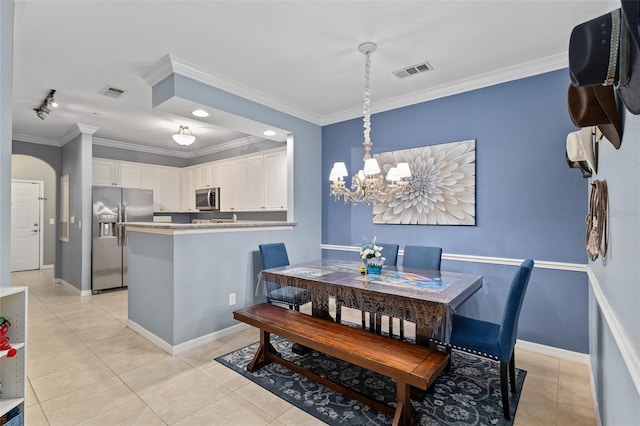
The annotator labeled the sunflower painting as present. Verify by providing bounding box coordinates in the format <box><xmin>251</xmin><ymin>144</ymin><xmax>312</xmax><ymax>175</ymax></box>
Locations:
<box><xmin>373</xmin><ymin>139</ymin><xmax>476</xmax><ymax>225</ymax></box>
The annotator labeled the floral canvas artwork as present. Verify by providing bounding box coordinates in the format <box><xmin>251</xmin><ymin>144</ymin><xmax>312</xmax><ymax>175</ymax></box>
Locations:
<box><xmin>373</xmin><ymin>139</ymin><xmax>476</xmax><ymax>225</ymax></box>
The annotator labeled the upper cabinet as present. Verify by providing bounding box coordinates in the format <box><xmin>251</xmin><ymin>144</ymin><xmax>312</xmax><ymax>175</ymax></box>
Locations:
<box><xmin>92</xmin><ymin>159</ymin><xmax>141</xmax><ymax>188</ymax></box>
<box><xmin>93</xmin><ymin>147</ymin><xmax>286</xmax><ymax>214</ymax></box>
<box><xmin>140</xmin><ymin>165</ymin><xmax>181</xmax><ymax>212</ymax></box>
<box><xmin>195</xmin><ymin>163</ymin><xmax>220</xmax><ymax>189</ymax></box>
<box><xmin>181</xmin><ymin>167</ymin><xmax>198</xmax><ymax>212</ymax></box>
<box><xmin>263</xmin><ymin>150</ymin><xmax>287</xmax><ymax>210</ymax></box>
<box><xmin>219</xmin><ymin>148</ymin><xmax>286</xmax><ymax>212</ymax></box>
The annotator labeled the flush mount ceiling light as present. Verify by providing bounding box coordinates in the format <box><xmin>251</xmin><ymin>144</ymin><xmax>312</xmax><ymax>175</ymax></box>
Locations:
<box><xmin>329</xmin><ymin>42</ymin><xmax>411</xmax><ymax>206</ymax></box>
<box><xmin>33</xmin><ymin>89</ymin><xmax>57</xmax><ymax>120</ymax></box>
<box><xmin>263</xmin><ymin>130</ymin><xmax>277</xmax><ymax>137</ymax></box>
<box><xmin>172</xmin><ymin>125</ymin><xmax>196</xmax><ymax>146</ymax></box>
<box><xmin>192</xmin><ymin>109</ymin><xmax>209</xmax><ymax>118</ymax></box>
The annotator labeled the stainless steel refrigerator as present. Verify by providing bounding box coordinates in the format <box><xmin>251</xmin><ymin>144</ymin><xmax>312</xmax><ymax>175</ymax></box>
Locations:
<box><xmin>92</xmin><ymin>186</ymin><xmax>154</xmax><ymax>292</ymax></box>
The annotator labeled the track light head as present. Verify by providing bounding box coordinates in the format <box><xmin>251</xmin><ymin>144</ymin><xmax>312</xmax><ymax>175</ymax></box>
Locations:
<box><xmin>33</xmin><ymin>89</ymin><xmax>57</xmax><ymax>120</ymax></box>
<box><xmin>34</xmin><ymin>108</ymin><xmax>48</xmax><ymax>120</ymax></box>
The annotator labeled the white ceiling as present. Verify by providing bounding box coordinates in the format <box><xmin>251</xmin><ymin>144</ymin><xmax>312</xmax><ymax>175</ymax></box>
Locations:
<box><xmin>11</xmin><ymin>0</ymin><xmax>613</xmax><ymax>157</ymax></box>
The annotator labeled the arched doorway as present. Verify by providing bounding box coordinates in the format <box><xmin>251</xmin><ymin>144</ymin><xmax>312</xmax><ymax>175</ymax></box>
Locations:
<box><xmin>11</xmin><ymin>154</ymin><xmax>57</xmax><ymax>271</ymax></box>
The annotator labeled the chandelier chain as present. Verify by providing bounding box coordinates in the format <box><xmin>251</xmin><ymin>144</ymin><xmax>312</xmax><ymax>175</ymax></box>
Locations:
<box><xmin>363</xmin><ymin>50</ymin><xmax>372</xmax><ymax>144</ymax></box>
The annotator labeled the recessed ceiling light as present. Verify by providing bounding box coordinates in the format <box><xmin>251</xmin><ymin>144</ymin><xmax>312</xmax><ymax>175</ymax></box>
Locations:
<box><xmin>263</xmin><ymin>130</ymin><xmax>277</xmax><ymax>137</ymax></box>
<box><xmin>192</xmin><ymin>109</ymin><xmax>209</xmax><ymax>117</ymax></box>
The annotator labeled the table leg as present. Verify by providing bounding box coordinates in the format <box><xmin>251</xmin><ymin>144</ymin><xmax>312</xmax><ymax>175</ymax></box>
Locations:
<box><xmin>293</xmin><ymin>293</ymin><xmax>334</xmax><ymax>355</ymax></box>
<box><xmin>415</xmin><ymin>324</ymin><xmax>430</xmax><ymax>346</ymax></box>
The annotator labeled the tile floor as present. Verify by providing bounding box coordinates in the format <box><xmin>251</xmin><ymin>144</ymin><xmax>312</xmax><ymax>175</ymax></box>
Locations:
<box><xmin>11</xmin><ymin>269</ymin><xmax>597</xmax><ymax>425</ymax></box>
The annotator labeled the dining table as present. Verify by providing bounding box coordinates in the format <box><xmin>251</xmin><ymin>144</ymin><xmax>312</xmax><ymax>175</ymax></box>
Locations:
<box><xmin>259</xmin><ymin>259</ymin><xmax>483</xmax><ymax>345</ymax></box>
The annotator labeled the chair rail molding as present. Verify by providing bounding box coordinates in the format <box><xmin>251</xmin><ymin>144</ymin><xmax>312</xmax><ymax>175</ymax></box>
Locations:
<box><xmin>587</xmin><ymin>267</ymin><xmax>640</xmax><ymax>398</ymax></box>
<box><xmin>321</xmin><ymin>244</ymin><xmax>587</xmax><ymax>272</ymax></box>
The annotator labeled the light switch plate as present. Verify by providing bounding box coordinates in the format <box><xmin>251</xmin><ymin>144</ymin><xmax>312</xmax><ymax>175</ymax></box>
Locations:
<box><xmin>49</xmin><ymin>218</ymin><xmax>55</xmax><ymax>225</ymax></box>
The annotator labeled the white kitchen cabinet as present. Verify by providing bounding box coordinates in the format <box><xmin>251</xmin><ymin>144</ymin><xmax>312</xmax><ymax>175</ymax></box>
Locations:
<box><xmin>263</xmin><ymin>150</ymin><xmax>287</xmax><ymax>210</ymax></box>
<box><xmin>181</xmin><ymin>167</ymin><xmax>197</xmax><ymax>212</ymax></box>
<box><xmin>0</xmin><ymin>287</ymin><xmax>27</xmax><ymax>425</ymax></box>
<box><xmin>219</xmin><ymin>149</ymin><xmax>286</xmax><ymax>212</ymax></box>
<box><xmin>195</xmin><ymin>163</ymin><xmax>220</xmax><ymax>189</ymax></box>
<box><xmin>247</xmin><ymin>155</ymin><xmax>264</xmax><ymax>210</ymax></box>
<box><xmin>140</xmin><ymin>165</ymin><xmax>181</xmax><ymax>212</ymax></box>
<box><xmin>247</xmin><ymin>150</ymin><xmax>287</xmax><ymax>211</ymax></box>
<box><xmin>117</xmin><ymin>162</ymin><xmax>142</xmax><ymax>188</ymax></box>
<box><xmin>161</xmin><ymin>168</ymin><xmax>181</xmax><ymax>212</ymax></box>
<box><xmin>92</xmin><ymin>159</ymin><xmax>141</xmax><ymax>188</ymax></box>
<box><xmin>219</xmin><ymin>159</ymin><xmax>249</xmax><ymax>211</ymax></box>
<box><xmin>92</xmin><ymin>159</ymin><xmax>116</xmax><ymax>186</ymax></box>
<box><xmin>93</xmin><ymin>148</ymin><xmax>285</xmax><ymax>213</ymax></box>
<box><xmin>140</xmin><ymin>166</ymin><xmax>163</xmax><ymax>211</ymax></box>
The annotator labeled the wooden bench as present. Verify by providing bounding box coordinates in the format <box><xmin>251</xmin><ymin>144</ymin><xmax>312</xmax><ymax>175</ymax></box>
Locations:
<box><xmin>233</xmin><ymin>303</ymin><xmax>449</xmax><ymax>426</ymax></box>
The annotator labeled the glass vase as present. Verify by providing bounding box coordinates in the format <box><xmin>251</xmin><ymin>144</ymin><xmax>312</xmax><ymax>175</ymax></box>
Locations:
<box><xmin>366</xmin><ymin>256</ymin><xmax>384</xmax><ymax>275</ymax></box>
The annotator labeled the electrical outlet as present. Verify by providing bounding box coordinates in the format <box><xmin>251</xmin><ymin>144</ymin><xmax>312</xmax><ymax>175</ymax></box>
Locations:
<box><xmin>229</xmin><ymin>293</ymin><xmax>236</xmax><ymax>306</ymax></box>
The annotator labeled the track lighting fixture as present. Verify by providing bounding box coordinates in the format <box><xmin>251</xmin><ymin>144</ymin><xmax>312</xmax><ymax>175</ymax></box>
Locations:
<box><xmin>33</xmin><ymin>89</ymin><xmax>57</xmax><ymax>120</ymax></box>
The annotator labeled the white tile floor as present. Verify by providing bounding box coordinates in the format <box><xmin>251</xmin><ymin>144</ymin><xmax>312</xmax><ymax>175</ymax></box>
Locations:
<box><xmin>12</xmin><ymin>269</ymin><xmax>596</xmax><ymax>425</ymax></box>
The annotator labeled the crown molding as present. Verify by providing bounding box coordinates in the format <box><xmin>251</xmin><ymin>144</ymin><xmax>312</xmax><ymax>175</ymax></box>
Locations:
<box><xmin>143</xmin><ymin>52</ymin><xmax>568</xmax><ymax>128</ymax></box>
<box><xmin>93</xmin><ymin>135</ymin><xmax>266</xmax><ymax>159</ymax></box>
<box><xmin>12</xmin><ymin>133</ymin><xmax>60</xmax><ymax>146</ymax></box>
<box><xmin>60</xmin><ymin>123</ymin><xmax>100</xmax><ymax>146</ymax></box>
<box><xmin>142</xmin><ymin>54</ymin><xmax>323</xmax><ymax>125</ymax></box>
<box><xmin>141</xmin><ymin>54</ymin><xmax>173</xmax><ymax>86</ymax></box>
<box><xmin>93</xmin><ymin>137</ymin><xmax>192</xmax><ymax>158</ymax></box>
<box><xmin>187</xmin><ymin>135</ymin><xmax>265</xmax><ymax>157</ymax></box>
<box><xmin>321</xmin><ymin>52</ymin><xmax>568</xmax><ymax>125</ymax></box>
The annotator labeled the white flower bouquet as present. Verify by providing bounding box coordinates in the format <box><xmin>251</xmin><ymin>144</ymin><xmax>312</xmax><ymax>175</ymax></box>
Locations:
<box><xmin>360</xmin><ymin>237</ymin><xmax>385</xmax><ymax>271</ymax></box>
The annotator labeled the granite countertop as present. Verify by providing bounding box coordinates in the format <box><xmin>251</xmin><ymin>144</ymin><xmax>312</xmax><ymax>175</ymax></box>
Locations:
<box><xmin>123</xmin><ymin>221</ymin><xmax>296</xmax><ymax>232</ymax></box>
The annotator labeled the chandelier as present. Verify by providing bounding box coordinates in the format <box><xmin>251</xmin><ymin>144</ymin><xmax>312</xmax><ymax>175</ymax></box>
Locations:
<box><xmin>329</xmin><ymin>42</ymin><xmax>411</xmax><ymax>206</ymax></box>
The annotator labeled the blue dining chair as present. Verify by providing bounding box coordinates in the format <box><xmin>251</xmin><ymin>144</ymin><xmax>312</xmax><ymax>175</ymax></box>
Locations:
<box><xmin>436</xmin><ymin>258</ymin><xmax>534</xmax><ymax>420</ymax></box>
<box><xmin>258</xmin><ymin>243</ymin><xmax>311</xmax><ymax>311</ymax></box>
<box><xmin>335</xmin><ymin>243</ymin><xmax>399</xmax><ymax>330</ymax></box>
<box><xmin>390</xmin><ymin>245</ymin><xmax>443</xmax><ymax>338</ymax></box>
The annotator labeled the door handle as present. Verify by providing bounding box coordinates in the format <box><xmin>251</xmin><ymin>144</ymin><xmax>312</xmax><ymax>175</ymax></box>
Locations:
<box><xmin>117</xmin><ymin>203</ymin><xmax>123</xmax><ymax>246</ymax></box>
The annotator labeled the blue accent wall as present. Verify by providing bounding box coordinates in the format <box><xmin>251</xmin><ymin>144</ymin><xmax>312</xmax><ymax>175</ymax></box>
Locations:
<box><xmin>322</xmin><ymin>69</ymin><xmax>590</xmax><ymax>352</ymax></box>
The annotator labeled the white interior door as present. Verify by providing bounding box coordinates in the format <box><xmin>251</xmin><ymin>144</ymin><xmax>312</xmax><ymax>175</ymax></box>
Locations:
<box><xmin>11</xmin><ymin>181</ymin><xmax>41</xmax><ymax>271</ymax></box>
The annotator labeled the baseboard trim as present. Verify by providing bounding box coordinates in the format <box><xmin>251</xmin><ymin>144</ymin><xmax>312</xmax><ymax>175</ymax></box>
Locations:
<box><xmin>41</xmin><ymin>264</ymin><xmax>54</xmax><ymax>270</ymax></box>
<box><xmin>321</xmin><ymin>244</ymin><xmax>587</xmax><ymax>272</ymax></box>
<box><xmin>127</xmin><ymin>319</ymin><xmax>250</xmax><ymax>356</ymax></box>
<box><xmin>54</xmin><ymin>278</ymin><xmax>92</xmax><ymax>297</ymax></box>
<box><xmin>587</xmin><ymin>267</ymin><xmax>640</xmax><ymax>398</ymax></box>
<box><xmin>515</xmin><ymin>339</ymin><xmax>590</xmax><ymax>364</ymax></box>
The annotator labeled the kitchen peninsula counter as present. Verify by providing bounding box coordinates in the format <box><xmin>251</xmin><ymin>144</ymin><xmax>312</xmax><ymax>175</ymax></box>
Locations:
<box><xmin>123</xmin><ymin>219</ymin><xmax>297</xmax><ymax>355</ymax></box>
<box><xmin>124</xmin><ymin>221</ymin><xmax>296</xmax><ymax>234</ymax></box>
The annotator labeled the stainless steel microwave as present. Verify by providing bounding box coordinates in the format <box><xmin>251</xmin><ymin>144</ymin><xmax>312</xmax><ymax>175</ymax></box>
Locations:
<box><xmin>195</xmin><ymin>187</ymin><xmax>220</xmax><ymax>210</ymax></box>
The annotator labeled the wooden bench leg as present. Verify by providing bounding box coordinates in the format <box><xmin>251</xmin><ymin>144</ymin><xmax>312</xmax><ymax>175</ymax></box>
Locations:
<box><xmin>393</xmin><ymin>382</ymin><xmax>412</xmax><ymax>426</ymax></box>
<box><xmin>247</xmin><ymin>330</ymin><xmax>279</xmax><ymax>373</ymax></box>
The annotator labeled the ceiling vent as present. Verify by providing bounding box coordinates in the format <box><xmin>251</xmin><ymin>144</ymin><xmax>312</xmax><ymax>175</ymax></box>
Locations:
<box><xmin>392</xmin><ymin>61</ymin><xmax>434</xmax><ymax>79</ymax></box>
<box><xmin>100</xmin><ymin>86</ymin><xmax>127</xmax><ymax>99</ymax></box>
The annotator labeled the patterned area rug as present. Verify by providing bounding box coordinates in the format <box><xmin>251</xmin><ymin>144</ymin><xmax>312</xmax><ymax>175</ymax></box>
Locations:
<box><xmin>216</xmin><ymin>336</ymin><xmax>526</xmax><ymax>425</ymax></box>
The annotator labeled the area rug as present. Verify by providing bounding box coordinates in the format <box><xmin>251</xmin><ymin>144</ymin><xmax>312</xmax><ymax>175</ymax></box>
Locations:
<box><xmin>215</xmin><ymin>336</ymin><xmax>526</xmax><ymax>425</ymax></box>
